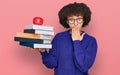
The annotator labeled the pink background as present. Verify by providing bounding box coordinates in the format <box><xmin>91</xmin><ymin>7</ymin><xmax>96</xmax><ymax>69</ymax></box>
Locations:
<box><xmin>0</xmin><ymin>0</ymin><xmax>120</xmax><ymax>75</ymax></box>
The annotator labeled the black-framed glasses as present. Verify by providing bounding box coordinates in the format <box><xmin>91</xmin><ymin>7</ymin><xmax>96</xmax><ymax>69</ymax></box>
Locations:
<box><xmin>67</xmin><ymin>18</ymin><xmax>83</xmax><ymax>24</ymax></box>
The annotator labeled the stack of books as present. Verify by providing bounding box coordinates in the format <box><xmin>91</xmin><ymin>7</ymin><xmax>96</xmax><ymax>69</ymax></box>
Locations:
<box><xmin>14</xmin><ymin>24</ymin><xmax>54</xmax><ymax>49</ymax></box>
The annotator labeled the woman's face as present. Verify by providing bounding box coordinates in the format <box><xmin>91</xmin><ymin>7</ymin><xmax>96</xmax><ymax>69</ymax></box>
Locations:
<box><xmin>67</xmin><ymin>15</ymin><xmax>84</xmax><ymax>29</ymax></box>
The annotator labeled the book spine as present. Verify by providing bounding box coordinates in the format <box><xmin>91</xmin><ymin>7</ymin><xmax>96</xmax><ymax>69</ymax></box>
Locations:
<box><xmin>24</xmin><ymin>29</ymin><xmax>54</xmax><ymax>35</ymax></box>
<box><xmin>20</xmin><ymin>42</ymin><xmax>52</xmax><ymax>48</ymax></box>
<box><xmin>16</xmin><ymin>32</ymin><xmax>52</xmax><ymax>40</ymax></box>
<box><xmin>20</xmin><ymin>42</ymin><xmax>34</xmax><ymax>48</ymax></box>
<box><xmin>14</xmin><ymin>37</ymin><xmax>51</xmax><ymax>44</ymax></box>
<box><xmin>24</xmin><ymin>29</ymin><xmax>35</xmax><ymax>33</ymax></box>
<box><xmin>16</xmin><ymin>32</ymin><xmax>40</xmax><ymax>39</ymax></box>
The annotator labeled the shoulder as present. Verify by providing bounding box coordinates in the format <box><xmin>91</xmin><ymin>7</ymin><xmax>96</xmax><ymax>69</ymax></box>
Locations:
<box><xmin>84</xmin><ymin>33</ymin><xmax>97</xmax><ymax>43</ymax></box>
<box><xmin>85</xmin><ymin>33</ymin><xmax>96</xmax><ymax>40</ymax></box>
<box><xmin>54</xmin><ymin>30</ymin><xmax>69</xmax><ymax>39</ymax></box>
<box><xmin>51</xmin><ymin>30</ymin><xmax>69</xmax><ymax>43</ymax></box>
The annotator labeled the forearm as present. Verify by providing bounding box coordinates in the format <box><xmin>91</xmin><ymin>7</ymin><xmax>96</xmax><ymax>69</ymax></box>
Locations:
<box><xmin>40</xmin><ymin>49</ymin><xmax>58</xmax><ymax>69</ymax></box>
<box><xmin>73</xmin><ymin>39</ymin><xmax>97</xmax><ymax>72</ymax></box>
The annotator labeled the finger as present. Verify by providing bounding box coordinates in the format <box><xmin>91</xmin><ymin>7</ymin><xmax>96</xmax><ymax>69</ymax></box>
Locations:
<box><xmin>38</xmin><ymin>48</ymin><xmax>42</xmax><ymax>51</ymax></box>
<box><xmin>38</xmin><ymin>48</ymin><xmax>45</xmax><ymax>51</ymax></box>
<box><xmin>36</xmin><ymin>48</ymin><xmax>41</xmax><ymax>52</ymax></box>
<box><xmin>72</xmin><ymin>25</ymin><xmax>79</xmax><ymax>30</ymax></box>
<box><xmin>73</xmin><ymin>25</ymin><xmax>81</xmax><ymax>31</ymax></box>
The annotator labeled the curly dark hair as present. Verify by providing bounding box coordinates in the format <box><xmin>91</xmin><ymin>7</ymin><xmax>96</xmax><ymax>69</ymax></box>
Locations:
<box><xmin>58</xmin><ymin>2</ymin><xmax>92</xmax><ymax>28</ymax></box>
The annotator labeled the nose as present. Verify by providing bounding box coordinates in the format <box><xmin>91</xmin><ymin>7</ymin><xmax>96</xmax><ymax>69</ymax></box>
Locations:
<box><xmin>74</xmin><ymin>20</ymin><xmax>78</xmax><ymax>26</ymax></box>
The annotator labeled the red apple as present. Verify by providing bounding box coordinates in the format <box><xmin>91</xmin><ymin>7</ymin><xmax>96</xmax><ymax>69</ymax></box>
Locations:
<box><xmin>33</xmin><ymin>17</ymin><xmax>43</xmax><ymax>25</ymax></box>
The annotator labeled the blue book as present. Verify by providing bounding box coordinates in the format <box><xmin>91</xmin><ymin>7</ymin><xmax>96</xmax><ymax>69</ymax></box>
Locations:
<box><xmin>20</xmin><ymin>42</ymin><xmax>52</xmax><ymax>48</ymax></box>
<box><xmin>14</xmin><ymin>37</ymin><xmax>51</xmax><ymax>44</ymax></box>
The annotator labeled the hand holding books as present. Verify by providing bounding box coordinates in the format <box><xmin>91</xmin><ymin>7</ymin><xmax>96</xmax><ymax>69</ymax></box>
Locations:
<box><xmin>14</xmin><ymin>17</ymin><xmax>54</xmax><ymax>49</ymax></box>
<box><xmin>29</xmin><ymin>48</ymin><xmax>46</xmax><ymax>52</ymax></box>
<box><xmin>38</xmin><ymin>48</ymin><xmax>45</xmax><ymax>52</ymax></box>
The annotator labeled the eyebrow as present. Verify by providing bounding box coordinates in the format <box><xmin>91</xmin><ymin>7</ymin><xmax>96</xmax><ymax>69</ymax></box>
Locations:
<box><xmin>68</xmin><ymin>15</ymin><xmax>83</xmax><ymax>18</ymax></box>
<box><xmin>68</xmin><ymin>17</ymin><xmax>83</xmax><ymax>19</ymax></box>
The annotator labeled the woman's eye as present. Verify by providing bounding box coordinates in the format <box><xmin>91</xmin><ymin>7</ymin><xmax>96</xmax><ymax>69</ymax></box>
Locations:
<box><xmin>77</xmin><ymin>18</ymin><xmax>81</xmax><ymax>21</ymax></box>
<box><xmin>69</xmin><ymin>19</ymin><xmax>74</xmax><ymax>21</ymax></box>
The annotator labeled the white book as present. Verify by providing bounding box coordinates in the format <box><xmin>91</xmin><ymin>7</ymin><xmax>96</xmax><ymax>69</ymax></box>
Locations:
<box><xmin>25</xmin><ymin>25</ymin><xmax>53</xmax><ymax>31</ymax></box>
<box><xmin>34</xmin><ymin>44</ymin><xmax>52</xmax><ymax>48</ymax></box>
<box><xmin>40</xmin><ymin>35</ymin><xmax>52</xmax><ymax>40</ymax></box>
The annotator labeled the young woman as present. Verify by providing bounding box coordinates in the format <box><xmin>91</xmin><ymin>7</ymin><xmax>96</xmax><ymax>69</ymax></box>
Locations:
<box><xmin>39</xmin><ymin>2</ymin><xmax>97</xmax><ymax>75</ymax></box>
